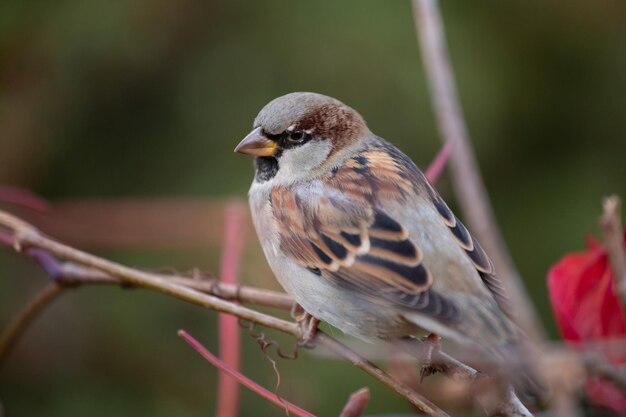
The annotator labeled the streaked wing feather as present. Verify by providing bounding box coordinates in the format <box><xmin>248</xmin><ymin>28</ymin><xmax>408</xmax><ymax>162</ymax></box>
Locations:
<box><xmin>272</xmin><ymin>184</ymin><xmax>432</xmax><ymax>292</ymax></box>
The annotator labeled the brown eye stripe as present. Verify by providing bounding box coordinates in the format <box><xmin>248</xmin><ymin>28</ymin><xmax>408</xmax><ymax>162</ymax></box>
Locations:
<box><xmin>297</xmin><ymin>103</ymin><xmax>366</xmax><ymax>151</ymax></box>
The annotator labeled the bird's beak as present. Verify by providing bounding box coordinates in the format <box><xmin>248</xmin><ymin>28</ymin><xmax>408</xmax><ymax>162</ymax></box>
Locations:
<box><xmin>234</xmin><ymin>127</ymin><xmax>279</xmax><ymax>157</ymax></box>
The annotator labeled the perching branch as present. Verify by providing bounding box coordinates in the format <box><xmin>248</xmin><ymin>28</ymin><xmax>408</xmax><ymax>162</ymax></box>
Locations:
<box><xmin>410</xmin><ymin>0</ymin><xmax>545</xmax><ymax>343</ymax></box>
<box><xmin>0</xmin><ymin>209</ymin><xmax>450</xmax><ymax>417</ymax></box>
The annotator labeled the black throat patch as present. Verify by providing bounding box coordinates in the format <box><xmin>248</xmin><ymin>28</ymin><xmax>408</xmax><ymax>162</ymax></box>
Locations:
<box><xmin>254</xmin><ymin>156</ymin><xmax>279</xmax><ymax>182</ymax></box>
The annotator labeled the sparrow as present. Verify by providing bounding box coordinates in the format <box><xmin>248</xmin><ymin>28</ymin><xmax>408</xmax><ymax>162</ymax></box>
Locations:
<box><xmin>235</xmin><ymin>92</ymin><xmax>523</xmax><ymax>372</ymax></box>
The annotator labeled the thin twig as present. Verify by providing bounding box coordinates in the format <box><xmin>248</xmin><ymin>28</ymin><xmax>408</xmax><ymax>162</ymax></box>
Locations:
<box><xmin>600</xmin><ymin>195</ymin><xmax>626</xmax><ymax>321</ymax></box>
<box><xmin>0</xmin><ymin>282</ymin><xmax>64</xmax><ymax>363</ymax></box>
<box><xmin>0</xmin><ymin>185</ymin><xmax>49</xmax><ymax>213</ymax></box>
<box><xmin>179</xmin><ymin>330</ymin><xmax>316</xmax><ymax>417</ymax></box>
<box><xmin>424</xmin><ymin>141</ymin><xmax>452</xmax><ymax>184</ymax></box>
<box><xmin>58</xmin><ymin>262</ymin><xmax>294</xmax><ymax>310</ymax></box>
<box><xmin>410</xmin><ymin>0</ymin><xmax>544</xmax><ymax>343</ymax></box>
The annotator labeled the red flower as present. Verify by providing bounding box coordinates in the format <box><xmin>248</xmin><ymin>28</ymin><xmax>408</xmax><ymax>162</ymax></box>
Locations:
<box><xmin>548</xmin><ymin>232</ymin><xmax>626</xmax><ymax>414</ymax></box>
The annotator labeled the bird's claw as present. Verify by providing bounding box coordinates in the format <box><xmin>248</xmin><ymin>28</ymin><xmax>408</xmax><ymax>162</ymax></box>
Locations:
<box><xmin>296</xmin><ymin>311</ymin><xmax>320</xmax><ymax>347</ymax></box>
<box><xmin>419</xmin><ymin>333</ymin><xmax>442</xmax><ymax>381</ymax></box>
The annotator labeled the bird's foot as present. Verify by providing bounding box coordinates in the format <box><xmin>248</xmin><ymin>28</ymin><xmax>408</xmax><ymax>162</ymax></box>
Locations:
<box><xmin>295</xmin><ymin>310</ymin><xmax>320</xmax><ymax>347</ymax></box>
<box><xmin>419</xmin><ymin>333</ymin><xmax>442</xmax><ymax>381</ymax></box>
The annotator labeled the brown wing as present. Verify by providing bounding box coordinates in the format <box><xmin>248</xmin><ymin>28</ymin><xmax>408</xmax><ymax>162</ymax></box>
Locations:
<box><xmin>270</xmin><ymin>145</ymin><xmax>461</xmax><ymax>323</ymax></box>
<box><xmin>271</xmin><ymin>186</ymin><xmax>431</xmax><ymax>292</ymax></box>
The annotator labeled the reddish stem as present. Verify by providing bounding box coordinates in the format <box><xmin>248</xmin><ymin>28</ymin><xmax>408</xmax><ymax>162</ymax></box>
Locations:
<box><xmin>178</xmin><ymin>330</ymin><xmax>316</xmax><ymax>417</ymax></box>
<box><xmin>424</xmin><ymin>141</ymin><xmax>452</xmax><ymax>184</ymax></box>
<box><xmin>216</xmin><ymin>202</ymin><xmax>246</xmax><ymax>417</ymax></box>
<box><xmin>339</xmin><ymin>387</ymin><xmax>370</xmax><ymax>417</ymax></box>
<box><xmin>0</xmin><ymin>185</ymin><xmax>49</xmax><ymax>213</ymax></box>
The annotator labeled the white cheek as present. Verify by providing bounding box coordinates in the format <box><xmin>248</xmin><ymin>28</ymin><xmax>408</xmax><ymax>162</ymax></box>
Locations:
<box><xmin>272</xmin><ymin>140</ymin><xmax>332</xmax><ymax>185</ymax></box>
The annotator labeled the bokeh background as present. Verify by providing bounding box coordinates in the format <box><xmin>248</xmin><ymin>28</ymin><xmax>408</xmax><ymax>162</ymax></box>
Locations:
<box><xmin>1</xmin><ymin>0</ymin><xmax>625</xmax><ymax>416</ymax></box>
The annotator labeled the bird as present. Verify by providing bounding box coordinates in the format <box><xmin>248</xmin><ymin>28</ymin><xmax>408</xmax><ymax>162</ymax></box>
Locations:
<box><xmin>234</xmin><ymin>92</ymin><xmax>527</xmax><ymax>377</ymax></box>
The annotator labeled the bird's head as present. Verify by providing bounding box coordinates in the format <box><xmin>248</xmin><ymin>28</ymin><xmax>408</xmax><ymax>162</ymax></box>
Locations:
<box><xmin>235</xmin><ymin>92</ymin><xmax>369</xmax><ymax>180</ymax></box>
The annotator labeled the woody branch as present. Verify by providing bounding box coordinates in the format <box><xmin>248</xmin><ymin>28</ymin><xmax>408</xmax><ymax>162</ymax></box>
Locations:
<box><xmin>0</xmin><ymin>209</ymin><xmax>536</xmax><ymax>417</ymax></box>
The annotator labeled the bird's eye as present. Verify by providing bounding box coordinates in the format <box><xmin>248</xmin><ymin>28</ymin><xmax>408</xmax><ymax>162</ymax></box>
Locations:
<box><xmin>287</xmin><ymin>130</ymin><xmax>306</xmax><ymax>142</ymax></box>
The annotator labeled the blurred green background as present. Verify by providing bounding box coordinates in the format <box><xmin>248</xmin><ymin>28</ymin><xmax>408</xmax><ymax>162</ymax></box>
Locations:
<box><xmin>1</xmin><ymin>0</ymin><xmax>625</xmax><ymax>415</ymax></box>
